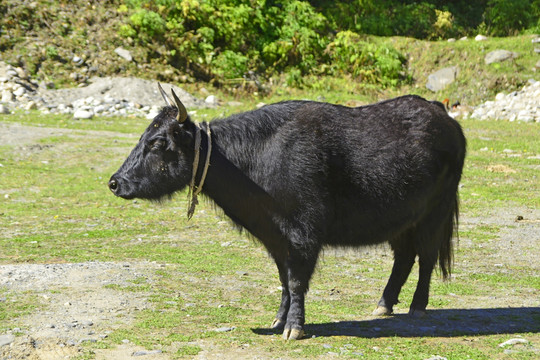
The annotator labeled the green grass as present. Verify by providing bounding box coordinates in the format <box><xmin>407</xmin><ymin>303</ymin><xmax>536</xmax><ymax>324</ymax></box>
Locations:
<box><xmin>0</xmin><ymin>110</ymin><xmax>539</xmax><ymax>359</ymax></box>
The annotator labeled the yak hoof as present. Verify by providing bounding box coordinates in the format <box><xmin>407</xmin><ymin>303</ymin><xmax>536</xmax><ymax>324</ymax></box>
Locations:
<box><xmin>282</xmin><ymin>327</ymin><xmax>304</xmax><ymax>340</ymax></box>
<box><xmin>372</xmin><ymin>306</ymin><xmax>392</xmax><ymax>316</ymax></box>
<box><xmin>271</xmin><ymin>318</ymin><xmax>285</xmax><ymax>329</ymax></box>
<box><xmin>408</xmin><ymin>308</ymin><xmax>427</xmax><ymax>318</ymax></box>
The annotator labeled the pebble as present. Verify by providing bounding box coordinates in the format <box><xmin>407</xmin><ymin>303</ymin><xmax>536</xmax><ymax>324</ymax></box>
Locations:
<box><xmin>498</xmin><ymin>338</ymin><xmax>529</xmax><ymax>347</ymax></box>
<box><xmin>214</xmin><ymin>326</ymin><xmax>235</xmax><ymax>332</ymax></box>
<box><xmin>0</xmin><ymin>334</ymin><xmax>15</xmax><ymax>347</ymax></box>
<box><xmin>114</xmin><ymin>47</ymin><xmax>133</xmax><ymax>62</ymax></box>
<box><xmin>132</xmin><ymin>349</ymin><xmax>163</xmax><ymax>356</ymax></box>
<box><xmin>73</xmin><ymin>109</ymin><xmax>94</xmax><ymax>119</ymax></box>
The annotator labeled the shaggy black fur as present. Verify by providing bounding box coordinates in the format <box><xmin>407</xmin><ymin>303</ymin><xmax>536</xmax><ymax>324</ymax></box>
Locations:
<box><xmin>109</xmin><ymin>95</ymin><xmax>466</xmax><ymax>339</ymax></box>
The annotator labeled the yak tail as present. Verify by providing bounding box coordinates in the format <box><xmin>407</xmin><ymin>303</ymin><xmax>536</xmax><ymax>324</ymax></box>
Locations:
<box><xmin>438</xmin><ymin>193</ymin><xmax>459</xmax><ymax>280</ymax></box>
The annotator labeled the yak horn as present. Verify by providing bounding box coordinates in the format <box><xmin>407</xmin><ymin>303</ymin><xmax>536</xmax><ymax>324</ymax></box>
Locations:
<box><xmin>158</xmin><ymin>82</ymin><xmax>172</xmax><ymax>106</ymax></box>
<box><xmin>171</xmin><ymin>88</ymin><xmax>188</xmax><ymax>123</ymax></box>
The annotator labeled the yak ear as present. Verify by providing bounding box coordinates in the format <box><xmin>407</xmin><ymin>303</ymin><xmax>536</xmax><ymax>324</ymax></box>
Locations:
<box><xmin>171</xmin><ymin>89</ymin><xmax>188</xmax><ymax>123</ymax></box>
<box><xmin>157</xmin><ymin>82</ymin><xmax>172</xmax><ymax>106</ymax></box>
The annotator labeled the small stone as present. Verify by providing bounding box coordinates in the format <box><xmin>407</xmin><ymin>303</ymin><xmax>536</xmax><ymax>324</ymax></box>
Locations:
<box><xmin>2</xmin><ymin>90</ymin><xmax>14</xmax><ymax>102</ymax></box>
<box><xmin>73</xmin><ymin>109</ymin><xmax>94</xmax><ymax>119</ymax></box>
<box><xmin>475</xmin><ymin>34</ymin><xmax>488</xmax><ymax>41</ymax></box>
<box><xmin>424</xmin><ymin>357</ymin><xmax>447</xmax><ymax>360</ymax></box>
<box><xmin>0</xmin><ymin>104</ymin><xmax>10</xmax><ymax>114</ymax></box>
<box><xmin>73</xmin><ymin>56</ymin><xmax>84</xmax><ymax>66</ymax></box>
<box><xmin>132</xmin><ymin>350</ymin><xmax>163</xmax><ymax>356</ymax></box>
<box><xmin>0</xmin><ymin>334</ymin><xmax>15</xmax><ymax>347</ymax></box>
<box><xmin>215</xmin><ymin>326</ymin><xmax>235</xmax><ymax>332</ymax></box>
<box><xmin>426</xmin><ymin>66</ymin><xmax>459</xmax><ymax>92</ymax></box>
<box><xmin>25</xmin><ymin>101</ymin><xmax>37</xmax><ymax>110</ymax></box>
<box><xmin>205</xmin><ymin>95</ymin><xmax>218</xmax><ymax>105</ymax></box>
<box><xmin>114</xmin><ymin>47</ymin><xmax>133</xmax><ymax>62</ymax></box>
<box><xmin>485</xmin><ymin>50</ymin><xmax>518</xmax><ymax>65</ymax></box>
<box><xmin>499</xmin><ymin>338</ymin><xmax>529</xmax><ymax>347</ymax></box>
<box><xmin>13</xmin><ymin>87</ymin><xmax>25</xmax><ymax>97</ymax></box>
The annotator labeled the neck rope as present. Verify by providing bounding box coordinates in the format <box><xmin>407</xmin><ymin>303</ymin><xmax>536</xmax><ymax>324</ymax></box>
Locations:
<box><xmin>187</xmin><ymin>121</ymin><xmax>211</xmax><ymax>219</ymax></box>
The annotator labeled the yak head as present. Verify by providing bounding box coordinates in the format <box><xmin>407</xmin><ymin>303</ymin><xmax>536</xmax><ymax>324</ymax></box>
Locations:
<box><xmin>108</xmin><ymin>85</ymin><xmax>198</xmax><ymax>201</ymax></box>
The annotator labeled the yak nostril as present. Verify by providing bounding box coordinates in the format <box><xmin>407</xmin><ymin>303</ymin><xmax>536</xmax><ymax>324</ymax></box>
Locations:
<box><xmin>108</xmin><ymin>179</ymin><xmax>118</xmax><ymax>192</ymax></box>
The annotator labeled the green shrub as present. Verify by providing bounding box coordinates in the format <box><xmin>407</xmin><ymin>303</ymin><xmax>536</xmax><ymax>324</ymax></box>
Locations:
<box><xmin>325</xmin><ymin>31</ymin><xmax>408</xmax><ymax>87</ymax></box>
<box><xmin>130</xmin><ymin>9</ymin><xmax>166</xmax><ymax>38</ymax></box>
<box><xmin>211</xmin><ymin>50</ymin><xmax>248</xmax><ymax>80</ymax></box>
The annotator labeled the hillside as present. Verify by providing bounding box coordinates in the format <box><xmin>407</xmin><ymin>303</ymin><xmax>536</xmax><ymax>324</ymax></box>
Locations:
<box><xmin>0</xmin><ymin>0</ymin><xmax>538</xmax><ymax>106</ymax></box>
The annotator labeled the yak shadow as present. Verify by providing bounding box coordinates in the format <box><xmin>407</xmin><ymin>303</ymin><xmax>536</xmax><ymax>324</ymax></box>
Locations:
<box><xmin>252</xmin><ymin>307</ymin><xmax>540</xmax><ymax>338</ymax></box>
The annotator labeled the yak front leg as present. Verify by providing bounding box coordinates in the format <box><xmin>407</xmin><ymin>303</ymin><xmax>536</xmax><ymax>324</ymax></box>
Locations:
<box><xmin>271</xmin><ymin>256</ymin><xmax>290</xmax><ymax>330</ymax></box>
<box><xmin>282</xmin><ymin>246</ymin><xmax>320</xmax><ymax>340</ymax></box>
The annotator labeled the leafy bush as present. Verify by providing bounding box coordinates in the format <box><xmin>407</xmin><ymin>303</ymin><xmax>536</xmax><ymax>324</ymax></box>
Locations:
<box><xmin>114</xmin><ymin>0</ymin><xmax>537</xmax><ymax>87</ymax></box>
<box><xmin>325</xmin><ymin>31</ymin><xmax>408</xmax><ymax>87</ymax></box>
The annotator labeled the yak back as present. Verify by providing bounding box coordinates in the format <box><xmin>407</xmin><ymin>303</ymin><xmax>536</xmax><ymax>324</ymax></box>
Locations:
<box><xmin>208</xmin><ymin>95</ymin><xmax>465</xmax><ymax>247</ymax></box>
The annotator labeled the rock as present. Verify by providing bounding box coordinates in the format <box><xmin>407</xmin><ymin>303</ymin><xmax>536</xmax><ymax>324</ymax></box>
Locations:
<box><xmin>535</xmin><ymin>60</ymin><xmax>540</xmax><ymax>69</ymax></box>
<box><xmin>215</xmin><ymin>326</ymin><xmax>236</xmax><ymax>332</ymax></box>
<box><xmin>114</xmin><ymin>47</ymin><xmax>133</xmax><ymax>62</ymax></box>
<box><xmin>424</xmin><ymin>357</ymin><xmax>447</xmax><ymax>360</ymax></box>
<box><xmin>73</xmin><ymin>55</ymin><xmax>84</xmax><ymax>66</ymax></box>
<box><xmin>499</xmin><ymin>338</ymin><xmax>529</xmax><ymax>347</ymax></box>
<box><xmin>426</xmin><ymin>66</ymin><xmax>458</xmax><ymax>92</ymax></box>
<box><xmin>475</xmin><ymin>34</ymin><xmax>488</xmax><ymax>41</ymax></box>
<box><xmin>459</xmin><ymin>36</ymin><xmax>468</xmax><ymax>41</ymax></box>
<box><xmin>0</xmin><ymin>334</ymin><xmax>15</xmax><ymax>347</ymax></box>
<box><xmin>73</xmin><ymin>109</ymin><xmax>94</xmax><ymax>119</ymax></box>
<box><xmin>25</xmin><ymin>101</ymin><xmax>37</xmax><ymax>110</ymax></box>
<box><xmin>2</xmin><ymin>90</ymin><xmax>14</xmax><ymax>102</ymax></box>
<box><xmin>132</xmin><ymin>349</ymin><xmax>163</xmax><ymax>356</ymax></box>
<box><xmin>13</xmin><ymin>87</ymin><xmax>25</xmax><ymax>97</ymax></box>
<box><xmin>205</xmin><ymin>95</ymin><xmax>218</xmax><ymax>105</ymax></box>
<box><xmin>485</xmin><ymin>50</ymin><xmax>518</xmax><ymax>64</ymax></box>
<box><xmin>0</xmin><ymin>104</ymin><xmax>10</xmax><ymax>114</ymax></box>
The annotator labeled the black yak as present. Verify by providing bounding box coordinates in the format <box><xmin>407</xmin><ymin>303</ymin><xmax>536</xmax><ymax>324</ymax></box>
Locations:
<box><xmin>109</xmin><ymin>85</ymin><xmax>466</xmax><ymax>339</ymax></box>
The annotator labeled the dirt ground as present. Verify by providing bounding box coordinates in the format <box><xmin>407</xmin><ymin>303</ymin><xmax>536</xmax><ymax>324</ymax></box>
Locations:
<box><xmin>0</xmin><ymin>123</ymin><xmax>539</xmax><ymax>359</ymax></box>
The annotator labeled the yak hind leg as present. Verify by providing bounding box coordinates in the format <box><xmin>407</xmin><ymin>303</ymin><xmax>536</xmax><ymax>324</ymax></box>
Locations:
<box><xmin>409</xmin><ymin>257</ymin><xmax>435</xmax><ymax>317</ymax></box>
<box><xmin>374</xmin><ymin>242</ymin><xmax>416</xmax><ymax>316</ymax></box>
